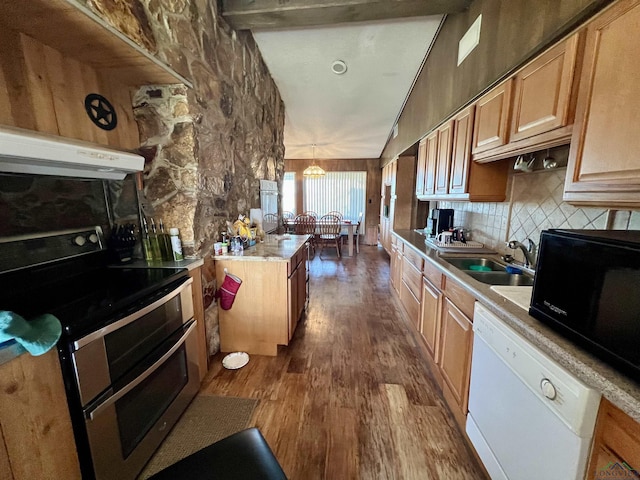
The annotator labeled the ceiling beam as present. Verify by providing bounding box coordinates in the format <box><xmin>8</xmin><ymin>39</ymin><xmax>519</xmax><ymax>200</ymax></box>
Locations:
<box><xmin>221</xmin><ymin>0</ymin><xmax>472</xmax><ymax>30</ymax></box>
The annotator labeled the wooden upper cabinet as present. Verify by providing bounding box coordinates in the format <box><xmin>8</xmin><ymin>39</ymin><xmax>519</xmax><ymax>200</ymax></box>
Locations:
<box><xmin>472</xmin><ymin>79</ymin><xmax>513</xmax><ymax>154</ymax></box>
<box><xmin>449</xmin><ymin>106</ymin><xmax>475</xmax><ymax>195</ymax></box>
<box><xmin>423</xmin><ymin>130</ymin><xmax>439</xmax><ymax>196</ymax></box>
<box><xmin>434</xmin><ymin>120</ymin><xmax>454</xmax><ymax>196</ymax></box>
<box><xmin>564</xmin><ymin>0</ymin><xmax>640</xmax><ymax>207</ymax></box>
<box><xmin>510</xmin><ymin>33</ymin><xmax>581</xmax><ymax>143</ymax></box>
<box><xmin>415</xmin><ymin>137</ymin><xmax>427</xmax><ymax>196</ymax></box>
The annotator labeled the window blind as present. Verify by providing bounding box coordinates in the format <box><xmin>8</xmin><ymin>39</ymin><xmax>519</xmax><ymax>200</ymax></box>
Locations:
<box><xmin>303</xmin><ymin>171</ymin><xmax>366</xmax><ymax>222</ymax></box>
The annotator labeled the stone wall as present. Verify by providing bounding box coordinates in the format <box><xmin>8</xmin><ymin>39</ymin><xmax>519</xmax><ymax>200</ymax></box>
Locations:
<box><xmin>82</xmin><ymin>0</ymin><xmax>286</xmax><ymax>354</ymax></box>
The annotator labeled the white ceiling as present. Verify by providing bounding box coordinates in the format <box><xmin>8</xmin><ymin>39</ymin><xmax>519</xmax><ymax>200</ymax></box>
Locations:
<box><xmin>252</xmin><ymin>16</ymin><xmax>442</xmax><ymax>160</ymax></box>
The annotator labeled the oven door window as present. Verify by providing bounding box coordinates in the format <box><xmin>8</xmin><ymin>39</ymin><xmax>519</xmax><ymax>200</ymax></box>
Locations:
<box><xmin>116</xmin><ymin>344</ymin><xmax>188</xmax><ymax>458</ymax></box>
<box><xmin>105</xmin><ymin>293</ymin><xmax>185</xmax><ymax>382</ymax></box>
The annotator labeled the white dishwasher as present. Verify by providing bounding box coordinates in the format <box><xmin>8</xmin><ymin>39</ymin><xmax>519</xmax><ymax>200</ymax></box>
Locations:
<box><xmin>466</xmin><ymin>303</ymin><xmax>601</xmax><ymax>480</ymax></box>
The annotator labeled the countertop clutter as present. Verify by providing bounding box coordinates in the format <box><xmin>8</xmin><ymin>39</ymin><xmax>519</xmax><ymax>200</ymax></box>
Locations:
<box><xmin>214</xmin><ymin>234</ymin><xmax>310</xmax><ymax>261</ymax></box>
<box><xmin>393</xmin><ymin>229</ymin><xmax>640</xmax><ymax>423</ymax></box>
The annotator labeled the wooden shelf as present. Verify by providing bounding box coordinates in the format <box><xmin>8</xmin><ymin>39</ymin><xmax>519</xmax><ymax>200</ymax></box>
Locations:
<box><xmin>0</xmin><ymin>0</ymin><xmax>192</xmax><ymax>88</ymax></box>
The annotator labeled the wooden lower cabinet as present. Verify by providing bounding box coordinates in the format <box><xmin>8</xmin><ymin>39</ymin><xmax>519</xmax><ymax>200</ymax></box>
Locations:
<box><xmin>400</xmin><ymin>256</ymin><xmax>423</xmax><ymax>330</ymax></box>
<box><xmin>287</xmin><ymin>249</ymin><xmax>307</xmax><ymax>341</ymax></box>
<box><xmin>439</xmin><ymin>298</ymin><xmax>474</xmax><ymax>423</ymax></box>
<box><xmin>217</xmin><ymin>242</ymin><xmax>308</xmax><ymax>356</ymax></box>
<box><xmin>420</xmin><ymin>276</ymin><xmax>443</xmax><ymax>361</ymax></box>
<box><xmin>390</xmin><ymin>245</ymin><xmax>402</xmax><ymax>294</ymax></box>
<box><xmin>587</xmin><ymin>398</ymin><xmax>640</xmax><ymax>479</ymax></box>
<box><xmin>389</xmin><ymin>240</ymin><xmax>475</xmax><ymax>428</ymax></box>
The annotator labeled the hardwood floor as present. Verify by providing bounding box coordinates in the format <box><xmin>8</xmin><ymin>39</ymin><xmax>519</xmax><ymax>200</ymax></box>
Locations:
<box><xmin>200</xmin><ymin>245</ymin><xmax>484</xmax><ymax>479</ymax></box>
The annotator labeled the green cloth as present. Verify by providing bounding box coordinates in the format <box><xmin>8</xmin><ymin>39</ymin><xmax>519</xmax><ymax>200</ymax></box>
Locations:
<box><xmin>0</xmin><ymin>311</ymin><xmax>61</xmax><ymax>356</ymax></box>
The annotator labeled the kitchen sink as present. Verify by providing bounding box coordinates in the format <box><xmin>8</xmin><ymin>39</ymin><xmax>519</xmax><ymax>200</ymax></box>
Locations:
<box><xmin>440</xmin><ymin>257</ymin><xmax>505</xmax><ymax>272</ymax></box>
<box><xmin>465</xmin><ymin>270</ymin><xmax>534</xmax><ymax>286</ymax></box>
<box><xmin>440</xmin><ymin>255</ymin><xmax>535</xmax><ymax>286</ymax></box>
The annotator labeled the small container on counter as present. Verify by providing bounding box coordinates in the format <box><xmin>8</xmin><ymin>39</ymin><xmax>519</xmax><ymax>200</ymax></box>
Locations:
<box><xmin>170</xmin><ymin>228</ymin><xmax>184</xmax><ymax>260</ymax></box>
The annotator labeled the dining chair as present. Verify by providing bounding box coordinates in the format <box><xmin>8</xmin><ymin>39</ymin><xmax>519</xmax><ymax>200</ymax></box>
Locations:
<box><xmin>262</xmin><ymin>213</ymin><xmax>280</xmax><ymax>233</ymax></box>
<box><xmin>354</xmin><ymin>211</ymin><xmax>363</xmax><ymax>254</ymax></box>
<box><xmin>303</xmin><ymin>211</ymin><xmax>318</xmax><ymax>220</ymax></box>
<box><xmin>282</xmin><ymin>211</ymin><xmax>295</xmax><ymax>233</ymax></box>
<box><xmin>343</xmin><ymin>211</ymin><xmax>363</xmax><ymax>253</ymax></box>
<box><xmin>326</xmin><ymin>211</ymin><xmax>343</xmax><ymax>222</ymax></box>
<box><xmin>317</xmin><ymin>214</ymin><xmax>341</xmax><ymax>259</ymax></box>
<box><xmin>294</xmin><ymin>214</ymin><xmax>317</xmax><ymax>256</ymax></box>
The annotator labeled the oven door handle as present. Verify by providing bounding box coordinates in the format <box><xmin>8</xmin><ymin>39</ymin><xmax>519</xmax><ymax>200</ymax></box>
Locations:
<box><xmin>85</xmin><ymin>319</ymin><xmax>197</xmax><ymax>421</ymax></box>
<box><xmin>74</xmin><ymin>276</ymin><xmax>193</xmax><ymax>350</ymax></box>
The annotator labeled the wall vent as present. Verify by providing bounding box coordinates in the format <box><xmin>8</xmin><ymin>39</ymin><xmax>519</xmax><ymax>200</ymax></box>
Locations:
<box><xmin>458</xmin><ymin>14</ymin><xmax>482</xmax><ymax>66</ymax></box>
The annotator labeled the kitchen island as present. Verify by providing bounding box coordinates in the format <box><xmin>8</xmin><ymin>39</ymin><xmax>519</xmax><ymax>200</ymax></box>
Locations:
<box><xmin>214</xmin><ymin>234</ymin><xmax>310</xmax><ymax>356</ymax></box>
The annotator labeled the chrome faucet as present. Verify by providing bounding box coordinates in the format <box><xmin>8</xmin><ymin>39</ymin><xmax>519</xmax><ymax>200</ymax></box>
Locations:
<box><xmin>507</xmin><ymin>238</ymin><xmax>537</xmax><ymax>268</ymax></box>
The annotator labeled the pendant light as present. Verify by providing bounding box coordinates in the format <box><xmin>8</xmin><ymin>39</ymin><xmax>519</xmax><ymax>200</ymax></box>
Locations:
<box><xmin>303</xmin><ymin>144</ymin><xmax>326</xmax><ymax>177</ymax></box>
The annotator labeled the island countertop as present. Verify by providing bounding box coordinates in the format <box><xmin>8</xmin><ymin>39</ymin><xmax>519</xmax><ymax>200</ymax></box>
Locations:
<box><xmin>213</xmin><ymin>234</ymin><xmax>310</xmax><ymax>261</ymax></box>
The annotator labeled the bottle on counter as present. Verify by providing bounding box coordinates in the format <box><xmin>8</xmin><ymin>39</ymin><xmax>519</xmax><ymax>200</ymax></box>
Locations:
<box><xmin>158</xmin><ymin>219</ymin><xmax>172</xmax><ymax>260</ymax></box>
<box><xmin>149</xmin><ymin>218</ymin><xmax>163</xmax><ymax>261</ymax></box>
<box><xmin>141</xmin><ymin>217</ymin><xmax>155</xmax><ymax>261</ymax></box>
<box><xmin>170</xmin><ymin>228</ymin><xmax>184</xmax><ymax>261</ymax></box>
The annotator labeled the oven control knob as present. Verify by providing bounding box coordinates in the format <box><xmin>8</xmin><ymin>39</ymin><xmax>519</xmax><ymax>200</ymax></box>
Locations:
<box><xmin>74</xmin><ymin>235</ymin><xmax>87</xmax><ymax>246</ymax></box>
<box><xmin>540</xmin><ymin>378</ymin><xmax>557</xmax><ymax>400</ymax></box>
<box><xmin>88</xmin><ymin>233</ymin><xmax>99</xmax><ymax>244</ymax></box>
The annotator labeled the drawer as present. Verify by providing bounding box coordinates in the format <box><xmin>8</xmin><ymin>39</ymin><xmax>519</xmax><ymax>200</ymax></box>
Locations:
<box><xmin>443</xmin><ymin>276</ymin><xmax>475</xmax><ymax>319</ymax></box>
<box><xmin>402</xmin><ymin>257</ymin><xmax>422</xmax><ymax>301</ymax></box>
<box><xmin>403</xmin><ymin>247</ymin><xmax>424</xmax><ymax>271</ymax></box>
<box><xmin>400</xmin><ymin>280</ymin><xmax>421</xmax><ymax>331</ymax></box>
<box><xmin>423</xmin><ymin>259</ymin><xmax>443</xmax><ymax>289</ymax></box>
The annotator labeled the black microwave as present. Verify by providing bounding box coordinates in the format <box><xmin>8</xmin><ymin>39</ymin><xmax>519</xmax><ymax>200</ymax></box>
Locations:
<box><xmin>530</xmin><ymin>229</ymin><xmax>640</xmax><ymax>383</ymax></box>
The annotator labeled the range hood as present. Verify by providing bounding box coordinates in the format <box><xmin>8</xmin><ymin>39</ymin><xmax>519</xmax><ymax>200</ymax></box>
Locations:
<box><xmin>0</xmin><ymin>125</ymin><xmax>144</xmax><ymax>180</ymax></box>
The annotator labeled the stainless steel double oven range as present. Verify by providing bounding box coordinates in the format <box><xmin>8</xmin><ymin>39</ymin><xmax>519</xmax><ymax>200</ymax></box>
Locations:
<box><xmin>0</xmin><ymin>226</ymin><xmax>200</xmax><ymax>480</ymax></box>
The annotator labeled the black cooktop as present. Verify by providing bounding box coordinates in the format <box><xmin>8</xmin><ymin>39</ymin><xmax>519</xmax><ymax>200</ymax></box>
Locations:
<box><xmin>0</xmin><ymin>226</ymin><xmax>190</xmax><ymax>340</ymax></box>
<box><xmin>0</xmin><ymin>258</ymin><xmax>188</xmax><ymax>340</ymax></box>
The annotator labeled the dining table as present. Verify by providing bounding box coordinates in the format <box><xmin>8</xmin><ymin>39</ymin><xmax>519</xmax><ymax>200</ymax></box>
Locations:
<box><xmin>284</xmin><ymin>219</ymin><xmax>359</xmax><ymax>256</ymax></box>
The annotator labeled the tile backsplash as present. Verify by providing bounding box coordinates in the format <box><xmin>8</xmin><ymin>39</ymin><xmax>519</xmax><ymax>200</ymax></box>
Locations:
<box><xmin>439</xmin><ymin>167</ymin><xmax>640</xmax><ymax>264</ymax></box>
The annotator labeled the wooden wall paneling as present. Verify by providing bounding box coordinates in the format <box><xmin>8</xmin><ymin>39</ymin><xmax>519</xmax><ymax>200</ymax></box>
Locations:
<box><xmin>382</xmin><ymin>0</ymin><xmax>612</xmax><ymax>161</ymax></box>
<box><xmin>100</xmin><ymin>72</ymin><xmax>139</xmax><ymax>149</ymax></box>
<box><xmin>0</xmin><ymin>28</ymin><xmax>38</xmax><ymax>131</ymax></box>
<box><xmin>43</xmin><ymin>42</ymin><xmax>98</xmax><ymax>143</ymax></box>
<box><xmin>0</xmin><ymin>61</ymin><xmax>14</xmax><ymax>127</ymax></box>
<box><xmin>79</xmin><ymin>63</ymin><xmax>110</xmax><ymax>145</ymax></box>
<box><xmin>19</xmin><ymin>35</ymin><xmax>61</xmax><ymax>135</ymax></box>
<box><xmin>0</xmin><ymin>350</ymin><xmax>82</xmax><ymax>480</ymax></box>
<box><xmin>0</xmin><ymin>424</ymin><xmax>14</xmax><ymax>480</ymax></box>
